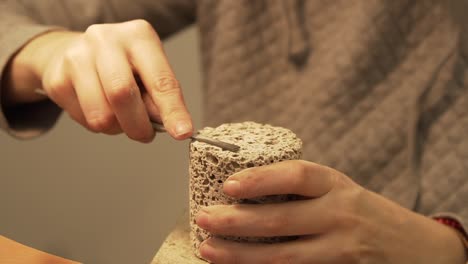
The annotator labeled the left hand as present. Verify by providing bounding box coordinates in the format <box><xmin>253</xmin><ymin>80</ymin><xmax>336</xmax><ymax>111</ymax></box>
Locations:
<box><xmin>195</xmin><ymin>160</ymin><xmax>467</xmax><ymax>264</ymax></box>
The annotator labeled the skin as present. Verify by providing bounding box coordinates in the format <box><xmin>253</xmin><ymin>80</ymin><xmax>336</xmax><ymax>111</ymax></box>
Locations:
<box><xmin>2</xmin><ymin>19</ymin><xmax>193</xmax><ymax>142</ymax></box>
<box><xmin>196</xmin><ymin>160</ymin><xmax>468</xmax><ymax>264</ymax></box>
<box><xmin>0</xmin><ymin>235</ymin><xmax>79</xmax><ymax>264</ymax></box>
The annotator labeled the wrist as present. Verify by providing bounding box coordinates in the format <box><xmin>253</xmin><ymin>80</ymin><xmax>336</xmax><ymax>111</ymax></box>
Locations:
<box><xmin>433</xmin><ymin>217</ymin><xmax>468</xmax><ymax>262</ymax></box>
<box><xmin>2</xmin><ymin>30</ymin><xmax>78</xmax><ymax>106</ymax></box>
<box><xmin>429</xmin><ymin>216</ymin><xmax>468</xmax><ymax>264</ymax></box>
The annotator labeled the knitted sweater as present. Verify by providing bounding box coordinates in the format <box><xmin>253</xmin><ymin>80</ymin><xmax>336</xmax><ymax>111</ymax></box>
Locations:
<box><xmin>1</xmin><ymin>0</ymin><xmax>467</xmax><ymax>238</ymax></box>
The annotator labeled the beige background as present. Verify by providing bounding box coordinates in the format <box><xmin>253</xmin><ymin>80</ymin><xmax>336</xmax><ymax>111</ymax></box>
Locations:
<box><xmin>0</xmin><ymin>26</ymin><xmax>201</xmax><ymax>264</ymax></box>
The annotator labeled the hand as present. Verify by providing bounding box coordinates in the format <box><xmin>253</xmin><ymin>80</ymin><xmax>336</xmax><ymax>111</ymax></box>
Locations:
<box><xmin>0</xmin><ymin>235</ymin><xmax>79</xmax><ymax>264</ymax></box>
<box><xmin>4</xmin><ymin>20</ymin><xmax>192</xmax><ymax>142</ymax></box>
<box><xmin>195</xmin><ymin>160</ymin><xmax>467</xmax><ymax>264</ymax></box>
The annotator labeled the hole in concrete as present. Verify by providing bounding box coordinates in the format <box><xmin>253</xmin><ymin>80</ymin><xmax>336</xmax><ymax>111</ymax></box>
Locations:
<box><xmin>264</xmin><ymin>139</ymin><xmax>278</xmax><ymax>145</ymax></box>
<box><xmin>206</xmin><ymin>153</ymin><xmax>219</xmax><ymax>165</ymax></box>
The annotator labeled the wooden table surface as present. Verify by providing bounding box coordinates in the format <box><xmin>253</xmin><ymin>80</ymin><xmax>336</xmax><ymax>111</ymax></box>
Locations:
<box><xmin>151</xmin><ymin>211</ymin><xmax>207</xmax><ymax>264</ymax></box>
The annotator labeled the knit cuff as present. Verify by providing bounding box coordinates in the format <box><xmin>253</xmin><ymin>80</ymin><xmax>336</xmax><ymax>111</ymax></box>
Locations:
<box><xmin>0</xmin><ymin>24</ymin><xmax>63</xmax><ymax>139</ymax></box>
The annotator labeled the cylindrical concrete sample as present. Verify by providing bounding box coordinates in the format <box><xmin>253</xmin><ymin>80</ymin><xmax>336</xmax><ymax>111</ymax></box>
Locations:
<box><xmin>189</xmin><ymin>122</ymin><xmax>302</xmax><ymax>258</ymax></box>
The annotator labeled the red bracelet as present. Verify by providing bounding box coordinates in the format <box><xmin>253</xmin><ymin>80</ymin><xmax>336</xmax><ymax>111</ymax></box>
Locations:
<box><xmin>433</xmin><ymin>217</ymin><xmax>467</xmax><ymax>238</ymax></box>
<box><xmin>433</xmin><ymin>217</ymin><xmax>468</xmax><ymax>258</ymax></box>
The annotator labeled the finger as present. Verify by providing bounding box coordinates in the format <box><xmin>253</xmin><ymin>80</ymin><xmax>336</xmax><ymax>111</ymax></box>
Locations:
<box><xmin>64</xmin><ymin>41</ymin><xmax>119</xmax><ymax>133</ymax></box>
<box><xmin>196</xmin><ymin>201</ymin><xmax>333</xmax><ymax>237</ymax></box>
<box><xmin>142</xmin><ymin>92</ymin><xmax>162</xmax><ymax>123</ymax></box>
<box><xmin>94</xmin><ymin>44</ymin><xmax>155</xmax><ymax>142</ymax></box>
<box><xmin>223</xmin><ymin>160</ymin><xmax>337</xmax><ymax>199</ymax></box>
<box><xmin>136</xmin><ymin>74</ymin><xmax>162</xmax><ymax>122</ymax></box>
<box><xmin>101</xmin><ymin>126</ymin><xmax>123</xmax><ymax>135</ymax></box>
<box><xmin>199</xmin><ymin>237</ymin><xmax>329</xmax><ymax>264</ymax></box>
<box><xmin>42</xmin><ymin>59</ymin><xmax>88</xmax><ymax>128</ymax></box>
<box><xmin>123</xmin><ymin>21</ymin><xmax>193</xmax><ymax>139</ymax></box>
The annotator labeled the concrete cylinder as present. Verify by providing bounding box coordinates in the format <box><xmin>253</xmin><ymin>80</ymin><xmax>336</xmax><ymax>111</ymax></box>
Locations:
<box><xmin>189</xmin><ymin>122</ymin><xmax>302</xmax><ymax>259</ymax></box>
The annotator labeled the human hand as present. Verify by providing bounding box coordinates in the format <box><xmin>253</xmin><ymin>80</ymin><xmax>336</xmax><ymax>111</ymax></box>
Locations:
<box><xmin>195</xmin><ymin>160</ymin><xmax>467</xmax><ymax>264</ymax></box>
<box><xmin>0</xmin><ymin>235</ymin><xmax>80</xmax><ymax>264</ymax></box>
<box><xmin>5</xmin><ymin>20</ymin><xmax>192</xmax><ymax>142</ymax></box>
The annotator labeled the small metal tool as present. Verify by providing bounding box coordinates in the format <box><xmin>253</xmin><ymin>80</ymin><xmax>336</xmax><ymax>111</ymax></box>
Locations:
<box><xmin>151</xmin><ymin>122</ymin><xmax>240</xmax><ymax>152</ymax></box>
<box><xmin>34</xmin><ymin>88</ymin><xmax>239</xmax><ymax>152</ymax></box>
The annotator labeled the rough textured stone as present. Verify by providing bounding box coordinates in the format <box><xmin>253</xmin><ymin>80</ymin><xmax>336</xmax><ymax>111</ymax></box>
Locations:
<box><xmin>152</xmin><ymin>211</ymin><xmax>207</xmax><ymax>264</ymax></box>
<box><xmin>189</xmin><ymin>122</ymin><xmax>302</xmax><ymax>259</ymax></box>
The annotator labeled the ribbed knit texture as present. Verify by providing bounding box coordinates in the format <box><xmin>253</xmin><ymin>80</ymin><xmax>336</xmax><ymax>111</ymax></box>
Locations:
<box><xmin>197</xmin><ymin>0</ymin><xmax>468</xmax><ymax>230</ymax></box>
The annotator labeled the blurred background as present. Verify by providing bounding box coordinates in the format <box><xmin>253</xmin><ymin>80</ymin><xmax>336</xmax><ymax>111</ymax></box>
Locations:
<box><xmin>0</xmin><ymin>26</ymin><xmax>201</xmax><ymax>263</ymax></box>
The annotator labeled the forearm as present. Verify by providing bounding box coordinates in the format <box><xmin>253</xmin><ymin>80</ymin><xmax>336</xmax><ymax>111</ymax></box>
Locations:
<box><xmin>0</xmin><ymin>235</ymin><xmax>79</xmax><ymax>264</ymax></box>
<box><xmin>369</xmin><ymin>191</ymin><xmax>467</xmax><ymax>263</ymax></box>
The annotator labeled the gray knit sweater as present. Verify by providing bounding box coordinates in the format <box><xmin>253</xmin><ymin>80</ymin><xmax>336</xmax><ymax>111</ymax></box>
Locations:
<box><xmin>1</xmin><ymin>0</ymin><xmax>467</xmax><ymax>242</ymax></box>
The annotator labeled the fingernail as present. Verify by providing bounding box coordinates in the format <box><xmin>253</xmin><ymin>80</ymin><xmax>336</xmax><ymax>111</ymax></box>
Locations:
<box><xmin>199</xmin><ymin>239</ymin><xmax>216</xmax><ymax>262</ymax></box>
<box><xmin>223</xmin><ymin>180</ymin><xmax>240</xmax><ymax>196</ymax></box>
<box><xmin>174</xmin><ymin>121</ymin><xmax>192</xmax><ymax>137</ymax></box>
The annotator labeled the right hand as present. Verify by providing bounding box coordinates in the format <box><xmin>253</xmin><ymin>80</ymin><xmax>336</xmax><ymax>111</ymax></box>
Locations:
<box><xmin>7</xmin><ymin>19</ymin><xmax>193</xmax><ymax>142</ymax></box>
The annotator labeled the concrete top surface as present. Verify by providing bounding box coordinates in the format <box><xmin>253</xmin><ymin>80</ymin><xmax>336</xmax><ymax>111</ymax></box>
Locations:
<box><xmin>152</xmin><ymin>211</ymin><xmax>207</xmax><ymax>264</ymax></box>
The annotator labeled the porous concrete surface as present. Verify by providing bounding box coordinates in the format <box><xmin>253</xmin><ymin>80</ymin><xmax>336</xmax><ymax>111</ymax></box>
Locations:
<box><xmin>152</xmin><ymin>211</ymin><xmax>207</xmax><ymax>264</ymax></box>
<box><xmin>189</xmin><ymin>122</ymin><xmax>302</xmax><ymax>259</ymax></box>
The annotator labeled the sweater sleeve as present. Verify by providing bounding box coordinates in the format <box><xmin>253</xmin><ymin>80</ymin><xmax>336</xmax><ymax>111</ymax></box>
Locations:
<box><xmin>0</xmin><ymin>0</ymin><xmax>196</xmax><ymax>139</ymax></box>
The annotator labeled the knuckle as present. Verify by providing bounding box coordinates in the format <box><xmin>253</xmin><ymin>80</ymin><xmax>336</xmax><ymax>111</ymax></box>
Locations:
<box><xmin>124</xmin><ymin>19</ymin><xmax>158</xmax><ymax>38</ymax></box>
<box><xmin>212</xmin><ymin>214</ymin><xmax>237</xmax><ymax>234</ymax></box>
<box><xmin>151</xmin><ymin>74</ymin><xmax>181</xmax><ymax>95</ymax></box>
<box><xmin>233</xmin><ymin>168</ymin><xmax>262</xmax><ymax>197</ymax></box>
<box><xmin>161</xmin><ymin>106</ymin><xmax>187</xmax><ymax>123</ymax></box>
<box><xmin>43</xmin><ymin>76</ymin><xmax>70</xmax><ymax>102</ymax></box>
<box><xmin>44</xmin><ymin>77</ymin><xmax>66</xmax><ymax>97</ymax></box>
<box><xmin>290</xmin><ymin>161</ymin><xmax>309</xmax><ymax>191</ymax></box>
<box><xmin>333</xmin><ymin>184</ymin><xmax>368</xmax><ymax>220</ymax></box>
<box><xmin>105</xmin><ymin>78</ymin><xmax>137</xmax><ymax>105</ymax></box>
<box><xmin>85</xmin><ymin>24</ymin><xmax>116</xmax><ymax>44</ymax></box>
<box><xmin>85</xmin><ymin>24</ymin><xmax>100</xmax><ymax>35</ymax></box>
<box><xmin>85</xmin><ymin>24</ymin><xmax>106</xmax><ymax>38</ymax></box>
<box><xmin>63</xmin><ymin>48</ymin><xmax>81</xmax><ymax>66</ymax></box>
<box><xmin>241</xmin><ymin>168</ymin><xmax>257</xmax><ymax>183</ymax></box>
<box><xmin>271</xmin><ymin>251</ymin><xmax>297</xmax><ymax>264</ymax></box>
<box><xmin>245</xmin><ymin>166</ymin><xmax>260</xmax><ymax>176</ymax></box>
<box><xmin>129</xmin><ymin>19</ymin><xmax>153</xmax><ymax>30</ymax></box>
<box><xmin>63</xmin><ymin>42</ymin><xmax>90</xmax><ymax>68</ymax></box>
<box><xmin>294</xmin><ymin>160</ymin><xmax>310</xmax><ymax>176</ymax></box>
<box><xmin>335</xmin><ymin>211</ymin><xmax>361</xmax><ymax>230</ymax></box>
<box><xmin>86</xmin><ymin>113</ymin><xmax>115</xmax><ymax>132</ymax></box>
<box><xmin>264</xmin><ymin>214</ymin><xmax>288</xmax><ymax>234</ymax></box>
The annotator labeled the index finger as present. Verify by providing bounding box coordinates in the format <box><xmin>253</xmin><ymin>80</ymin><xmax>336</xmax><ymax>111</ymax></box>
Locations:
<box><xmin>123</xmin><ymin>21</ymin><xmax>193</xmax><ymax>139</ymax></box>
<box><xmin>223</xmin><ymin>160</ymin><xmax>337</xmax><ymax>198</ymax></box>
